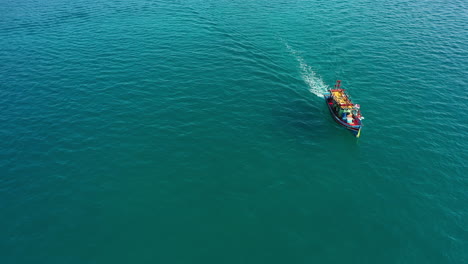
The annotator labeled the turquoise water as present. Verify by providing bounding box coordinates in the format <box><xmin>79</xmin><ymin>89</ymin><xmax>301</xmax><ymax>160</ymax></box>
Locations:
<box><xmin>1</xmin><ymin>0</ymin><xmax>467</xmax><ymax>263</ymax></box>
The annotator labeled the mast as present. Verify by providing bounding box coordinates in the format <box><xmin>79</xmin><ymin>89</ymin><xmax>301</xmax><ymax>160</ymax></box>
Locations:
<box><xmin>334</xmin><ymin>80</ymin><xmax>342</xmax><ymax>89</ymax></box>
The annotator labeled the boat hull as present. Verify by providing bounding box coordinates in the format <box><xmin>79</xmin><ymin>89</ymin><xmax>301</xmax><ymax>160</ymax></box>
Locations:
<box><xmin>323</xmin><ymin>93</ymin><xmax>362</xmax><ymax>137</ymax></box>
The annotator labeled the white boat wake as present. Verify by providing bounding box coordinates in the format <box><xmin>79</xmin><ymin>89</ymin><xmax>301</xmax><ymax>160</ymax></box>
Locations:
<box><xmin>284</xmin><ymin>42</ymin><xmax>328</xmax><ymax>97</ymax></box>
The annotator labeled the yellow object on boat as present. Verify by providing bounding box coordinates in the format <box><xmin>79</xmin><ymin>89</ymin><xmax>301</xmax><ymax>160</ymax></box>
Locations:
<box><xmin>331</xmin><ymin>90</ymin><xmax>353</xmax><ymax>108</ymax></box>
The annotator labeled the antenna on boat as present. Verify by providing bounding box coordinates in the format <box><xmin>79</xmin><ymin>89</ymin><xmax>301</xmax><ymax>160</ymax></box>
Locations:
<box><xmin>334</xmin><ymin>80</ymin><xmax>342</xmax><ymax>89</ymax></box>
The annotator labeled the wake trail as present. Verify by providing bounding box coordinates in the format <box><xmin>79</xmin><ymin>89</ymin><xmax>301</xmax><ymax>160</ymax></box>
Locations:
<box><xmin>283</xmin><ymin>41</ymin><xmax>329</xmax><ymax>97</ymax></box>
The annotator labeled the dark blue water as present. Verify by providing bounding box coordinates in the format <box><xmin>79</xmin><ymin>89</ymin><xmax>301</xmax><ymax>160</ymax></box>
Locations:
<box><xmin>1</xmin><ymin>0</ymin><xmax>467</xmax><ymax>263</ymax></box>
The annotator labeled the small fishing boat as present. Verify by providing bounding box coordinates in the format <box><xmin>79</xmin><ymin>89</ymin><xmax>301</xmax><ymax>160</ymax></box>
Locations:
<box><xmin>323</xmin><ymin>80</ymin><xmax>364</xmax><ymax>137</ymax></box>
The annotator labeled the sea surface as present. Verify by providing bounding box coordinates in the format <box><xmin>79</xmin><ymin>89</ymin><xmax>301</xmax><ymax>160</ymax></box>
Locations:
<box><xmin>1</xmin><ymin>0</ymin><xmax>467</xmax><ymax>263</ymax></box>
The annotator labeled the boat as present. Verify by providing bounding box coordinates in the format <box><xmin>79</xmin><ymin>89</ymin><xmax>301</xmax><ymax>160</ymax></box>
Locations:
<box><xmin>323</xmin><ymin>80</ymin><xmax>364</xmax><ymax>137</ymax></box>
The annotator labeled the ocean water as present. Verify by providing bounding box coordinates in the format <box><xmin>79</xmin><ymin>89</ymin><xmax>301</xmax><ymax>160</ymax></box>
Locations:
<box><xmin>1</xmin><ymin>0</ymin><xmax>467</xmax><ymax>263</ymax></box>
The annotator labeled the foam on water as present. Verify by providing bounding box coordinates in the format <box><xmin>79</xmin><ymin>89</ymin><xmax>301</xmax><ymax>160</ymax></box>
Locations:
<box><xmin>284</xmin><ymin>42</ymin><xmax>328</xmax><ymax>97</ymax></box>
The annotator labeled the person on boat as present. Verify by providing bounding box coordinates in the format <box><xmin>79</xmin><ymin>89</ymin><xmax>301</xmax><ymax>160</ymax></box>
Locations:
<box><xmin>346</xmin><ymin>113</ymin><xmax>354</xmax><ymax>124</ymax></box>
